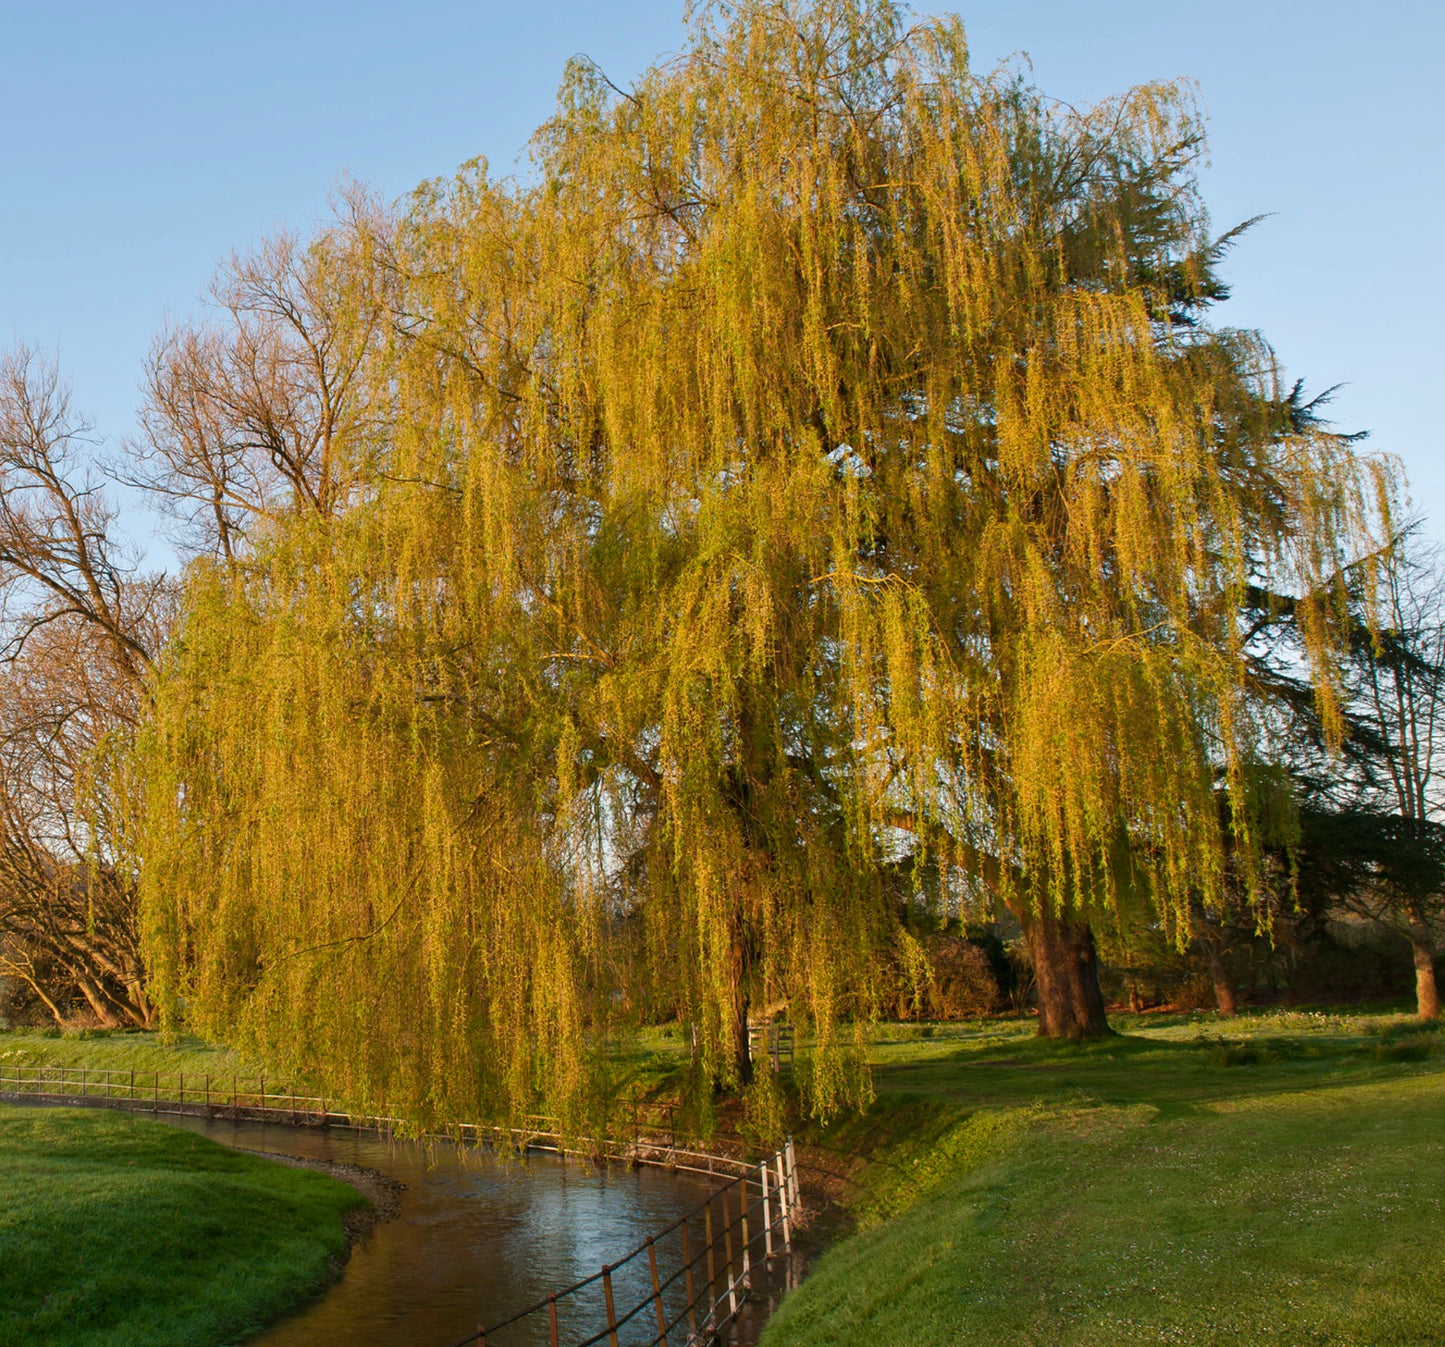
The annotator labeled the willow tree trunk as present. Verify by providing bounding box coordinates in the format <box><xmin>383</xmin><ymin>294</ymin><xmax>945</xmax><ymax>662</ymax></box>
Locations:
<box><xmin>1407</xmin><ymin>909</ymin><xmax>1440</xmax><ymax>1020</ymax></box>
<box><xmin>1025</xmin><ymin>905</ymin><xmax>1111</xmax><ymax>1040</ymax></box>
<box><xmin>1200</xmin><ymin>938</ymin><xmax>1238</xmax><ymax>1018</ymax></box>
<box><xmin>731</xmin><ymin>981</ymin><xmax>754</xmax><ymax>1088</ymax></box>
<box><xmin>728</xmin><ymin>910</ymin><xmax>755</xmax><ymax>1088</ymax></box>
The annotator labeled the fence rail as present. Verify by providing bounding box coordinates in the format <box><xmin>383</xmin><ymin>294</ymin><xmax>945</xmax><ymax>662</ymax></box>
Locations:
<box><xmin>745</xmin><ymin>1020</ymin><xmax>795</xmax><ymax>1074</ymax></box>
<box><xmin>0</xmin><ymin>1062</ymin><xmax>342</xmax><ymax>1125</ymax></box>
<box><xmin>0</xmin><ymin>1065</ymin><xmax>724</xmax><ymax>1174</ymax></box>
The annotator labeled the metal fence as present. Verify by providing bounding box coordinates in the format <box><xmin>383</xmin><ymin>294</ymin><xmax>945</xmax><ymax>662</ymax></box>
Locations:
<box><xmin>456</xmin><ymin>1141</ymin><xmax>801</xmax><ymax>1347</ymax></box>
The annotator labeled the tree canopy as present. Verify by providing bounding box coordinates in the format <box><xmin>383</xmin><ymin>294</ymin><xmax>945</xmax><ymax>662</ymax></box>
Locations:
<box><xmin>134</xmin><ymin>0</ymin><xmax>1394</xmax><ymax>1131</ymax></box>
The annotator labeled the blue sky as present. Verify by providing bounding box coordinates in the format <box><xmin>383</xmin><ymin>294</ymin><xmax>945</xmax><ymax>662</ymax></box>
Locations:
<box><xmin>2</xmin><ymin>2</ymin><xmax>1441</xmax><ymax>556</ymax></box>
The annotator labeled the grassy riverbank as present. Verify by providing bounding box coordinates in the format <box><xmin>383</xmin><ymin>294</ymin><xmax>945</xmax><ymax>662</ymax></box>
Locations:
<box><xmin>768</xmin><ymin>1010</ymin><xmax>1445</xmax><ymax>1346</ymax></box>
<box><xmin>6</xmin><ymin>1012</ymin><xmax>1442</xmax><ymax>1344</ymax></box>
<box><xmin>0</xmin><ymin>1028</ymin><xmax>259</xmax><ymax>1079</ymax></box>
<box><xmin>0</xmin><ymin>1108</ymin><xmax>363</xmax><ymax>1347</ymax></box>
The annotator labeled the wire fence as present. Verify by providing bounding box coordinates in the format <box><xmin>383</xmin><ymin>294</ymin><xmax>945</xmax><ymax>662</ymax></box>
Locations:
<box><xmin>0</xmin><ymin>1065</ymin><xmax>724</xmax><ymax>1175</ymax></box>
<box><xmin>0</xmin><ymin>1062</ymin><xmax>342</xmax><ymax>1125</ymax></box>
<box><xmin>455</xmin><ymin>1141</ymin><xmax>801</xmax><ymax>1347</ymax></box>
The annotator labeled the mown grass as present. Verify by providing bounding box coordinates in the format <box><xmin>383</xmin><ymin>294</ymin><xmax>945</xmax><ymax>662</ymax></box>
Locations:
<box><xmin>0</xmin><ymin>1029</ymin><xmax>260</xmax><ymax>1079</ymax></box>
<box><xmin>0</xmin><ymin>1107</ymin><xmax>362</xmax><ymax>1347</ymax></box>
<box><xmin>767</xmin><ymin>1009</ymin><xmax>1445</xmax><ymax>1346</ymax></box>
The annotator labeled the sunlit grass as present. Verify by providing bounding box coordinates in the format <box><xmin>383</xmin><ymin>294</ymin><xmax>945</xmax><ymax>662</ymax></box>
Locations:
<box><xmin>767</xmin><ymin>1009</ymin><xmax>1445</xmax><ymax>1346</ymax></box>
<box><xmin>0</xmin><ymin>1107</ymin><xmax>362</xmax><ymax>1347</ymax></box>
<box><xmin>0</xmin><ymin>1029</ymin><xmax>260</xmax><ymax>1080</ymax></box>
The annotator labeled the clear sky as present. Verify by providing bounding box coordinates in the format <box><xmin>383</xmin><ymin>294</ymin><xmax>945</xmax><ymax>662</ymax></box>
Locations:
<box><xmin>3</xmin><ymin>1</ymin><xmax>1441</xmax><ymax>558</ymax></box>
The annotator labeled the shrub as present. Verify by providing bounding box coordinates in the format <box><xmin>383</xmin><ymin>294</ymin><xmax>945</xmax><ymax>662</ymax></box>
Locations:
<box><xmin>926</xmin><ymin>936</ymin><xmax>999</xmax><ymax>1020</ymax></box>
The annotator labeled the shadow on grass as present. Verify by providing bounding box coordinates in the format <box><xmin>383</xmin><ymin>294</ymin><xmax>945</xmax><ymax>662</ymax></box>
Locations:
<box><xmin>857</xmin><ymin>1012</ymin><xmax>1442</xmax><ymax>1148</ymax></box>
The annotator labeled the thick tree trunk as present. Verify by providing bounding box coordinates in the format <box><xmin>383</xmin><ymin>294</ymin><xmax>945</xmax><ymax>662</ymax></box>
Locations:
<box><xmin>74</xmin><ymin>976</ymin><xmax>123</xmax><ymax>1029</ymax></box>
<box><xmin>1025</xmin><ymin>905</ymin><xmax>1111</xmax><ymax>1040</ymax></box>
<box><xmin>1200</xmin><ymin>938</ymin><xmax>1238</xmax><ymax>1018</ymax></box>
<box><xmin>1407</xmin><ymin>911</ymin><xmax>1440</xmax><ymax>1021</ymax></box>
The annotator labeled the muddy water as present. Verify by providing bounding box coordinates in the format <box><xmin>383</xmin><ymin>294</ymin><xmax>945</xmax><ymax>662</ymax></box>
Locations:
<box><xmin>164</xmin><ymin>1115</ymin><xmax>799</xmax><ymax>1346</ymax></box>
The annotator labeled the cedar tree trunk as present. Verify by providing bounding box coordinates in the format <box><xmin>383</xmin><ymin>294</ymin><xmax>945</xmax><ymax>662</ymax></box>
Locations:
<box><xmin>1407</xmin><ymin>909</ymin><xmax>1440</xmax><ymax>1021</ymax></box>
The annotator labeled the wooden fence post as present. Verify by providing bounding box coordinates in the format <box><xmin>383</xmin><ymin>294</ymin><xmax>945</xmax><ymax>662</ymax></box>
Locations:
<box><xmin>681</xmin><ymin>1219</ymin><xmax>700</xmax><ymax>1342</ymax></box>
<box><xmin>602</xmin><ymin>1264</ymin><xmax>620</xmax><ymax>1347</ymax></box>
<box><xmin>722</xmin><ymin>1185</ymin><xmax>738</xmax><ymax>1319</ymax></box>
<box><xmin>647</xmin><ymin>1236</ymin><xmax>669</xmax><ymax>1346</ymax></box>
<box><xmin>740</xmin><ymin>1174</ymin><xmax>752</xmax><ymax>1288</ymax></box>
<box><xmin>704</xmin><ymin>1200</ymin><xmax>718</xmax><ymax>1331</ymax></box>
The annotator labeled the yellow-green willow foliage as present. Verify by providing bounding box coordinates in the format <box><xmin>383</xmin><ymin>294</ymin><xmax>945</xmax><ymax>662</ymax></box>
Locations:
<box><xmin>139</xmin><ymin>0</ymin><xmax>1394</xmax><ymax>1126</ymax></box>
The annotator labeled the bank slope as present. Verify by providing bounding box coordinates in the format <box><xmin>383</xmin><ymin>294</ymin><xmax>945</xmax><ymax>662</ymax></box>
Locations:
<box><xmin>0</xmin><ymin>1107</ymin><xmax>363</xmax><ymax>1347</ymax></box>
<box><xmin>765</xmin><ymin>1066</ymin><xmax>1445</xmax><ymax>1346</ymax></box>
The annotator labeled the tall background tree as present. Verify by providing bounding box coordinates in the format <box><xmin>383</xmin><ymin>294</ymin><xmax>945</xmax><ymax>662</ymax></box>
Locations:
<box><xmin>128</xmin><ymin>189</ymin><xmax>393</xmax><ymax>557</ymax></box>
<box><xmin>1289</xmin><ymin>528</ymin><xmax>1445</xmax><ymax>1019</ymax></box>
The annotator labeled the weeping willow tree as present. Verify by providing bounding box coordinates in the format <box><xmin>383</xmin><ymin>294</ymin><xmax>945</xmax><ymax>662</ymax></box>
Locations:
<box><xmin>137</xmin><ymin>0</ymin><xmax>1393</xmax><ymax>1130</ymax></box>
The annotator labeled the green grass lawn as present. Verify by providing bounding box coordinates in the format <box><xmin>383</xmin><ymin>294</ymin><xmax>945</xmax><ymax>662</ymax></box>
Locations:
<box><xmin>0</xmin><ymin>1107</ymin><xmax>363</xmax><ymax>1347</ymax></box>
<box><xmin>0</xmin><ymin>1029</ymin><xmax>260</xmax><ymax>1080</ymax></box>
<box><xmin>768</xmin><ymin>1011</ymin><xmax>1445</xmax><ymax>1346</ymax></box>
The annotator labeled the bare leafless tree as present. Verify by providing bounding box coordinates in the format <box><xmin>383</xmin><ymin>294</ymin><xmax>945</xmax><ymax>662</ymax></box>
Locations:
<box><xmin>0</xmin><ymin>346</ymin><xmax>169</xmax><ymax>1026</ymax></box>
<box><xmin>1</xmin><ymin>189</ymin><xmax>394</xmax><ymax>1025</ymax></box>
<box><xmin>1346</xmin><ymin>527</ymin><xmax>1445</xmax><ymax>1018</ymax></box>
<box><xmin>128</xmin><ymin>188</ymin><xmax>394</xmax><ymax>560</ymax></box>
